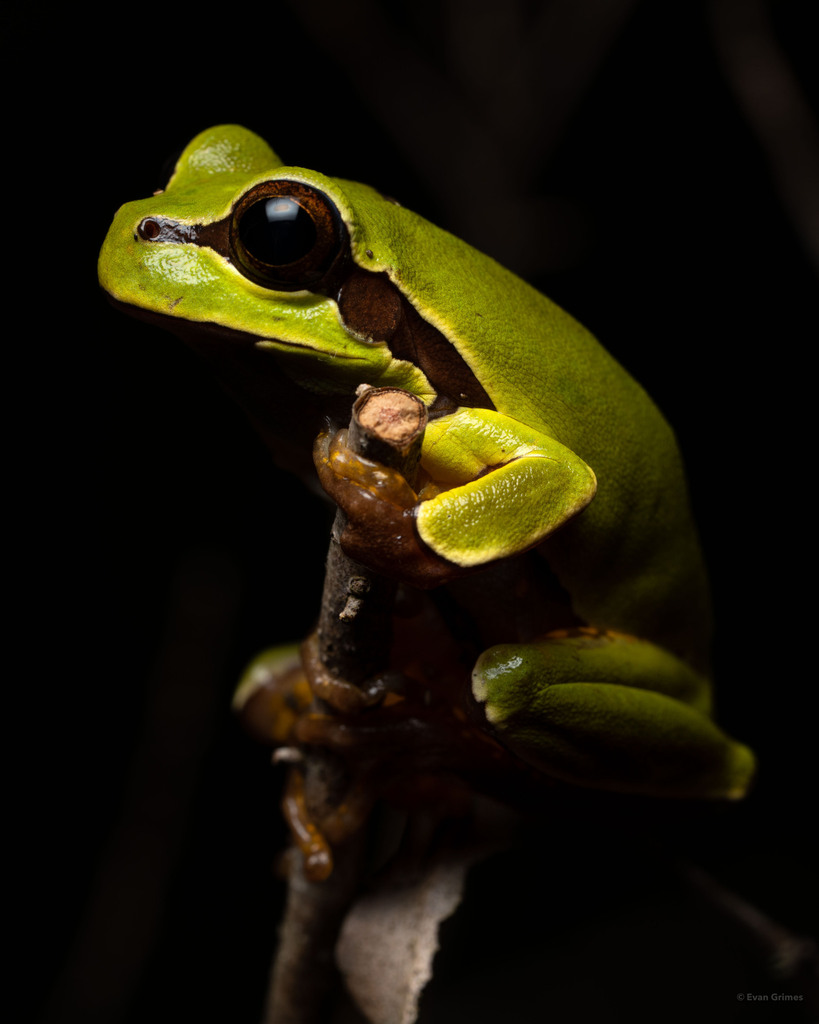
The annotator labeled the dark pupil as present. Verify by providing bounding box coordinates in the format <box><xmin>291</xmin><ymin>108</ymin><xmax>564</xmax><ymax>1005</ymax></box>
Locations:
<box><xmin>239</xmin><ymin>197</ymin><xmax>316</xmax><ymax>266</ymax></box>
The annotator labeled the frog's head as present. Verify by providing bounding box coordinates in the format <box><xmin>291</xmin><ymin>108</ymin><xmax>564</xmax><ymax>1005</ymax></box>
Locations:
<box><xmin>98</xmin><ymin>125</ymin><xmax>438</xmax><ymax>415</ymax></box>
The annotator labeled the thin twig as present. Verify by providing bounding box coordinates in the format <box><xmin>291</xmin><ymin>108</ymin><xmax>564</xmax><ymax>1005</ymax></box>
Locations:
<box><xmin>264</xmin><ymin>387</ymin><xmax>427</xmax><ymax>1024</ymax></box>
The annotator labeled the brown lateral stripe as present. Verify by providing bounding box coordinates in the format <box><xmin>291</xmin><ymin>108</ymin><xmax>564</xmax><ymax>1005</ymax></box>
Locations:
<box><xmin>337</xmin><ymin>268</ymin><xmax>494</xmax><ymax>416</ymax></box>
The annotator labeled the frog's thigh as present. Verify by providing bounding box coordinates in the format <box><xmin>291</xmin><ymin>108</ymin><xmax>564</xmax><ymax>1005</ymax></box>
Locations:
<box><xmin>472</xmin><ymin>631</ymin><xmax>754</xmax><ymax>799</ymax></box>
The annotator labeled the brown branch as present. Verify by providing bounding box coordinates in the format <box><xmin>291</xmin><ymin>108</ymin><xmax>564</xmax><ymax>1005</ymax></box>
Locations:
<box><xmin>316</xmin><ymin>386</ymin><xmax>426</xmax><ymax>691</ymax></box>
<box><xmin>264</xmin><ymin>387</ymin><xmax>427</xmax><ymax>1024</ymax></box>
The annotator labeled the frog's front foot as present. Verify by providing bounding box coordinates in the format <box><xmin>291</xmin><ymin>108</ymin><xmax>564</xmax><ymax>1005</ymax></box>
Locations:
<box><xmin>313</xmin><ymin>429</ymin><xmax>470</xmax><ymax>589</ymax></box>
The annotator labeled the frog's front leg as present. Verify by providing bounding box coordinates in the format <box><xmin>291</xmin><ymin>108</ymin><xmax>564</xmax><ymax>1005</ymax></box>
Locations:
<box><xmin>315</xmin><ymin>407</ymin><xmax>597</xmax><ymax>588</ymax></box>
<box><xmin>472</xmin><ymin>628</ymin><xmax>755</xmax><ymax>800</ymax></box>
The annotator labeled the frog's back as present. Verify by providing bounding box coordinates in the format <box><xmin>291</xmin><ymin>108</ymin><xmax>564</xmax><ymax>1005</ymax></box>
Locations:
<box><xmin>515</xmin><ymin>286</ymin><xmax>711</xmax><ymax>674</ymax></box>
<box><xmin>519</xmin><ymin>295</ymin><xmax>711</xmax><ymax>674</ymax></box>
<box><xmin>540</xmin><ymin>375</ymin><xmax>712</xmax><ymax>677</ymax></box>
<box><xmin>396</xmin><ymin>219</ymin><xmax>710</xmax><ymax>671</ymax></box>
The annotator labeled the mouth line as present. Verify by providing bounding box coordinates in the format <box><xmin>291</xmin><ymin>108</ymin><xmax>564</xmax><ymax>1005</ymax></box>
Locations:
<box><xmin>104</xmin><ymin>293</ymin><xmax>373</xmax><ymax>361</ymax></box>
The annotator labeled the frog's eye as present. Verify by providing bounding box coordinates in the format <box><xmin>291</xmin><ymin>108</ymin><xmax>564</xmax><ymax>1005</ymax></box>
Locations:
<box><xmin>230</xmin><ymin>180</ymin><xmax>345</xmax><ymax>291</ymax></box>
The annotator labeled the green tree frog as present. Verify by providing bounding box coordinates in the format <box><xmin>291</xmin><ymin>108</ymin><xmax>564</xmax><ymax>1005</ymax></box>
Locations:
<box><xmin>99</xmin><ymin>125</ymin><xmax>754</xmax><ymax>804</ymax></box>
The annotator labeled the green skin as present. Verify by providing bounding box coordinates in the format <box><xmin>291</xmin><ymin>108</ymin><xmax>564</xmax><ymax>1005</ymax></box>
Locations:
<box><xmin>99</xmin><ymin>125</ymin><xmax>754</xmax><ymax>800</ymax></box>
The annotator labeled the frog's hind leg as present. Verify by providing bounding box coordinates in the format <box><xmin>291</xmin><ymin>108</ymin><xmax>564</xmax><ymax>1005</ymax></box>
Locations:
<box><xmin>471</xmin><ymin>628</ymin><xmax>755</xmax><ymax>800</ymax></box>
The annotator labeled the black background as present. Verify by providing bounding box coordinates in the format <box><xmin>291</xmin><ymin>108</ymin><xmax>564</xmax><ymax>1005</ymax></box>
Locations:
<box><xmin>10</xmin><ymin>1</ymin><xmax>817</xmax><ymax>1022</ymax></box>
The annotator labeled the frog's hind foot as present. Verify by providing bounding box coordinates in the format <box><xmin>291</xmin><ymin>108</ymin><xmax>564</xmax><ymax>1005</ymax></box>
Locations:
<box><xmin>232</xmin><ymin>644</ymin><xmax>312</xmax><ymax>745</ymax></box>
